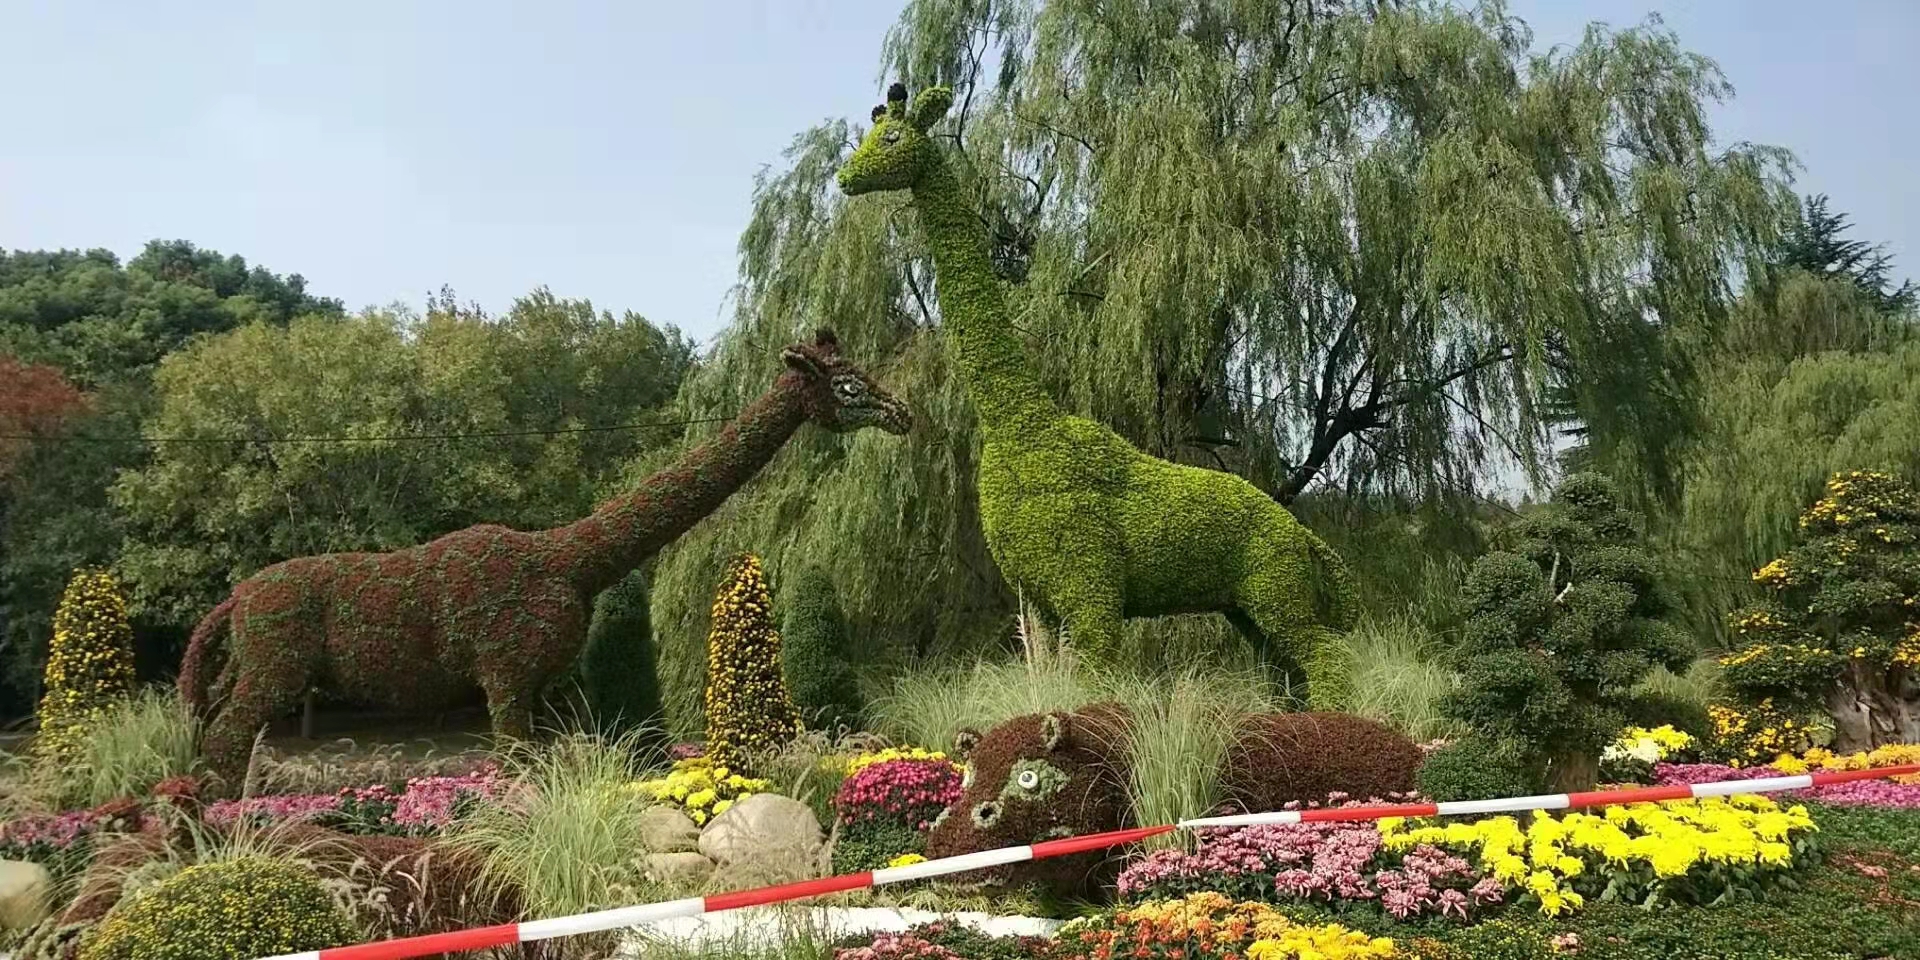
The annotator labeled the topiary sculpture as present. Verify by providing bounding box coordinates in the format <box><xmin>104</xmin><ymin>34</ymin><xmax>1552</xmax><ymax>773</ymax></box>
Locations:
<box><xmin>580</xmin><ymin>567</ymin><xmax>666</xmax><ymax>751</ymax></box>
<box><xmin>79</xmin><ymin>856</ymin><xmax>356</xmax><ymax>960</ymax></box>
<box><xmin>703</xmin><ymin>553</ymin><xmax>802</xmax><ymax>773</ymax></box>
<box><xmin>837</xmin><ymin>83</ymin><xmax>1355</xmax><ymax>699</ymax></box>
<box><xmin>179</xmin><ymin>330</ymin><xmax>909</xmax><ymax>787</ymax></box>
<box><xmin>781</xmin><ymin>565</ymin><xmax>861</xmax><ymax>730</ymax></box>
<box><xmin>33</xmin><ymin>568</ymin><xmax>137</xmax><ymax>770</ymax></box>
<box><xmin>923</xmin><ymin>705</ymin><xmax>1419</xmax><ymax>896</ymax></box>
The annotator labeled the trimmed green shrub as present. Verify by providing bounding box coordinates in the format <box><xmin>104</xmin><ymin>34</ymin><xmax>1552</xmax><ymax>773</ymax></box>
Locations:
<box><xmin>34</xmin><ymin>568</ymin><xmax>137</xmax><ymax>771</ymax></box>
<box><xmin>1439</xmin><ymin>473</ymin><xmax>1693</xmax><ymax>791</ymax></box>
<box><xmin>1416</xmin><ymin>734</ymin><xmax>1535</xmax><ymax>802</ymax></box>
<box><xmin>780</xmin><ymin>566</ymin><xmax>861</xmax><ymax>730</ymax></box>
<box><xmin>702</xmin><ymin>554</ymin><xmax>801</xmax><ymax>773</ymax></box>
<box><xmin>581</xmin><ymin>568</ymin><xmax>666</xmax><ymax>751</ymax></box>
<box><xmin>830</xmin><ymin>819</ymin><xmax>923</xmax><ymax>875</ymax></box>
<box><xmin>79</xmin><ymin>856</ymin><xmax>356</xmax><ymax>960</ymax></box>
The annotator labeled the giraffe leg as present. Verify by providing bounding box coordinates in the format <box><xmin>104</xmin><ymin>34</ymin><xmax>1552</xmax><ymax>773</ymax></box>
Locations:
<box><xmin>1234</xmin><ymin>531</ymin><xmax>1352</xmax><ymax>711</ymax></box>
<box><xmin>203</xmin><ymin>618</ymin><xmax>314</xmax><ymax>791</ymax></box>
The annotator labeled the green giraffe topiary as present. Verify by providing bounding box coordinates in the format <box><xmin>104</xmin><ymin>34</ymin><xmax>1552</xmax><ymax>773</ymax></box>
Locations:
<box><xmin>836</xmin><ymin>83</ymin><xmax>1357</xmax><ymax>697</ymax></box>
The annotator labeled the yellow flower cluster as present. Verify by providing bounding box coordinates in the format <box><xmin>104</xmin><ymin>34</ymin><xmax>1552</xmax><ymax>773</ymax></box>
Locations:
<box><xmin>1770</xmin><ymin>743</ymin><xmax>1920</xmax><ymax>784</ymax></box>
<box><xmin>885</xmin><ymin>852</ymin><xmax>928</xmax><ymax>868</ymax></box>
<box><xmin>1895</xmin><ymin>624</ymin><xmax>1920</xmax><ymax>668</ymax></box>
<box><xmin>1380</xmin><ymin>797</ymin><xmax>1813</xmax><ymax>917</ymax></box>
<box><xmin>1717</xmin><ymin>642</ymin><xmax>1833</xmax><ymax>669</ymax></box>
<box><xmin>844</xmin><ymin>746</ymin><xmax>959</xmax><ymax>776</ymax></box>
<box><xmin>1247</xmin><ymin>926</ymin><xmax>1399</xmax><ymax>960</ymax></box>
<box><xmin>702</xmin><ymin>554</ymin><xmax>802</xmax><ymax>773</ymax></box>
<box><xmin>1730</xmin><ymin>609</ymin><xmax>1787</xmax><ymax>635</ymax></box>
<box><xmin>1070</xmin><ymin>893</ymin><xmax>1396</xmax><ymax>959</ymax></box>
<box><xmin>1709</xmin><ymin>700</ymin><xmax>1815</xmax><ymax>766</ymax></box>
<box><xmin>1798</xmin><ymin>471</ymin><xmax>1898</xmax><ymax>529</ymax></box>
<box><xmin>1603</xmin><ymin>725</ymin><xmax>1694</xmax><ymax>766</ymax></box>
<box><xmin>631</xmin><ymin>756</ymin><xmax>771</xmax><ymax>826</ymax></box>
<box><xmin>1752</xmin><ymin>557</ymin><xmax>1791</xmax><ymax>587</ymax></box>
<box><xmin>34</xmin><ymin>567</ymin><xmax>136</xmax><ymax>769</ymax></box>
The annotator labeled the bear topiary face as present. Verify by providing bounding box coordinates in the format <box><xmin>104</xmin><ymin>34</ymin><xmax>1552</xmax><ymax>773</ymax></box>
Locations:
<box><xmin>924</xmin><ymin>704</ymin><xmax>1132</xmax><ymax>894</ymax></box>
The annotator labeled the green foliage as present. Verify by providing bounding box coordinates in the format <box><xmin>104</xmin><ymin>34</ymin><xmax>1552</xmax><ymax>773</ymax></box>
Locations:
<box><xmin>780</xmin><ymin>566</ymin><xmax>863</xmax><ymax>730</ymax></box>
<box><xmin>445</xmin><ymin>731</ymin><xmax>657</xmax><ymax>921</ymax></box>
<box><xmin>79</xmin><ymin>856</ymin><xmax>357</xmax><ymax>960</ymax></box>
<box><xmin>1334</xmin><ymin>614</ymin><xmax>1462</xmax><ymax>742</ymax></box>
<box><xmin>1671</xmin><ymin>274</ymin><xmax>1920</xmax><ymax>647</ymax></box>
<box><xmin>33</xmin><ymin>568</ymin><xmax>137</xmax><ymax>771</ymax></box>
<box><xmin>581</xmin><ymin>568</ymin><xmax>666</xmax><ymax>749</ymax></box>
<box><xmin>703</xmin><ymin>555</ymin><xmax>802</xmax><ymax>773</ymax></box>
<box><xmin>1440</xmin><ymin>473</ymin><xmax>1693</xmax><ymax>790</ymax></box>
<box><xmin>111</xmin><ymin>290</ymin><xmax>694</xmax><ymax>628</ymax></box>
<box><xmin>830</xmin><ymin>819</ymin><xmax>924</xmax><ymax>874</ymax></box>
<box><xmin>1410</xmin><ymin>920</ymin><xmax>1557</xmax><ymax>960</ymax></box>
<box><xmin>44</xmin><ymin>687</ymin><xmax>199</xmax><ymax>811</ymax></box>
<box><xmin>646</xmin><ymin>0</ymin><xmax>1792</xmax><ymax>707</ymax></box>
<box><xmin>1773</xmin><ymin>194</ymin><xmax>1916</xmax><ymax>316</ymax></box>
<box><xmin>1718</xmin><ymin>470</ymin><xmax>1920</xmax><ymax>750</ymax></box>
<box><xmin>1415</xmin><ymin>735</ymin><xmax>1537</xmax><ymax>803</ymax></box>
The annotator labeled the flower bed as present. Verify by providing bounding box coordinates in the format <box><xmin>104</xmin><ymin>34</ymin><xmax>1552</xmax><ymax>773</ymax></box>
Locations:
<box><xmin>1049</xmin><ymin>892</ymin><xmax>1396</xmax><ymax>960</ymax></box>
<box><xmin>200</xmin><ymin>767</ymin><xmax>507</xmax><ymax>834</ymax></box>
<box><xmin>831</xmin><ymin>755</ymin><xmax>964</xmax><ymax>873</ymax></box>
<box><xmin>631</xmin><ymin>755</ymin><xmax>771</xmax><ymax>825</ymax></box>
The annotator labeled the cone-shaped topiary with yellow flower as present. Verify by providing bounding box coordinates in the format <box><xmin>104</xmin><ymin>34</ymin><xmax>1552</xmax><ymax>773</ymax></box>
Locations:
<box><xmin>702</xmin><ymin>553</ymin><xmax>801</xmax><ymax>774</ymax></box>
<box><xmin>33</xmin><ymin>567</ymin><xmax>137</xmax><ymax>770</ymax></box>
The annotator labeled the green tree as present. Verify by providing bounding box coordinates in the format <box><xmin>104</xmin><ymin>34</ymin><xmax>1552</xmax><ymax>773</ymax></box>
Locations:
<box><xmin>1720</xmin><ymin>471</ymin><xmax>1920</xmax><ymax>753</ymax></box>
<box><xmin>1774</xmin><ymin>194</ymin><xmax>1916</xmax><ymax>316</ymax></box>
<box><xmin>781</xmin><ymin>565</ymin><xmax>862</xmax><ymax>730</ymax></box>
<box><xmin>1</xmin><ymin>241</ymin><xmax>336</xmax><ymax>717</ymax></box>
<box><xmin>109</xmin><ymin>290</ymin><xmax>695</xmax><ymax>628</ymax></box>
<box><xmin>643</xmin><ymin>0</ymin><xmax>1793</xmax><ymax>732</ymax></box>
<box><xmin>1423</xmin><ymin>473</ymin><xmax>1693</xmax><ymax>796</ymax></box>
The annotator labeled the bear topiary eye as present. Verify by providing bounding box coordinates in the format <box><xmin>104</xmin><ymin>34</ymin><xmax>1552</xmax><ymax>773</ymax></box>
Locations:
<box><xmin>1016</xmin><ymin>768</ymin><xmax>1040</xmax><ymax>790</ymax></box>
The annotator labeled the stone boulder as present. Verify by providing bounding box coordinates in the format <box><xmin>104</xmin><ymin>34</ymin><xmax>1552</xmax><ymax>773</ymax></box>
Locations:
<box><xmin>638</xmin><ymin>805</ymin><xmax>701</xmax><ymax>854</ymax></box>
<box><xmin>697</xmin><ymin>794</ymin><xmax>823</xmax><ymax>885</ymax></box>
<box><xmin>0</xmin><ymin>859</ymin><xmax>53</xmax><ymax>932</ymax></box>
<box><xmin>644</xmin><ymin>852</ymin><xmax>715</xmax><ymax>887</ymax></box>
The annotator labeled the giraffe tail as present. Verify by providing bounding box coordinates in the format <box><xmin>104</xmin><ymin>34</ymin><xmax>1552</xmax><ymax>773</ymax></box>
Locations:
<box><xmin>179</xmin><ymin>593</ymin><xmax>238</xmax><ymax>715</ymax></box>
<box><xmin>1303</xmin><ymin>528</ymin><xmax>1359</xmax><ymax>632</ymax></box>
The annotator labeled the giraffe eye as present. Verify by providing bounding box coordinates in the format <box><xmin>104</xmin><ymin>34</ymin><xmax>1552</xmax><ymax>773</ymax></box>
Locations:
<box><xmin>882</xmin><ymin>128</ymin><xmax>903</xmax><ymax>145</ymax></box>
<box><xmin>834</xmin><ymin>379</ymin><xmax>862</xmax><ymax>400</ymax></box>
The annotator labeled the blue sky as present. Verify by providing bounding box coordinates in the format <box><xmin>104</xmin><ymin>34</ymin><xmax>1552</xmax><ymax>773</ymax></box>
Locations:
<box><xmin>4</xmin><ymin>0</ymin><xmax>1914</xmax><ymax>344</ymax></box>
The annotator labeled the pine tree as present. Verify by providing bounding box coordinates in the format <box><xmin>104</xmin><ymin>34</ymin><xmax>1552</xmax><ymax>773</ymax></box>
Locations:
<box><xmin>702</xmin><ymin>554</ymin><xmax>801</xmax><ymax>773</ymax></box>
<box><xmin>33</xmin><ymin>567</ymin><xmax>137</xmax><ymax>768</ymax></box>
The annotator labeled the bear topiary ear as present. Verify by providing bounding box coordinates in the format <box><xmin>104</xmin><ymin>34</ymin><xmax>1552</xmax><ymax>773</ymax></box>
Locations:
<box><xmin>909</xmin><ymin>86</ymin><xmax>954</xmax><ymax>132</ymax></box>
<box><xmin>1040</xmin><ymin>712</ymin><xmax>1069</xmax><ymax>752</ymax></box>
<box><xmin>953</xmin><ymin>728</ymin><xmax>981</xmax><ymax>758</ymax></box>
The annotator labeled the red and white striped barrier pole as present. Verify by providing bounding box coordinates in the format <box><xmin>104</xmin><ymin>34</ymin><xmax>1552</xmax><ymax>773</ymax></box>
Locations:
<box><xmin>260</xmin><ymin>764</ymin><xmax>1920</xmax><ymax>960</ymax></box>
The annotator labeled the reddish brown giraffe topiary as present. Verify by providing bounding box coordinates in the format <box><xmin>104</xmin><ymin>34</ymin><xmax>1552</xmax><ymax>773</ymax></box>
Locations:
<box><xmin>179</xmin><ymin>329</ymin><xmax>910</xmax><ymax>788</ymax></box>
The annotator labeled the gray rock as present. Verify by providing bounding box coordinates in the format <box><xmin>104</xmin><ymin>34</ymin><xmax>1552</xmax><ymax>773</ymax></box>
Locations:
<box><xmin>638</xmin><ymin>805</ymin><xmax>702</xmax><ymax>853</ymax></box>
<box><xmin>697</xmin><ymin>794</ymin><xmax>823</xmax><ymax>869</ymax></box>
<box><xmin>644</xmin><ymin>852</ymin><xmax>715</xmax><ymax>886</ymax></box>
<box><xmin>0</xmin><ymin>859</ymin><xmax>52</xmax><ymax>933</ymax></box>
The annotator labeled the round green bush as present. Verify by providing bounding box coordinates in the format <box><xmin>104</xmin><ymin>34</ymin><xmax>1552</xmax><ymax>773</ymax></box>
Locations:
<box><xmin>80</xmin><ymin>856</ymin><xmax>357</xmax><ymax>960</ymax></box>
<box><xmin>830</xmin><ymin>819</ymin><xmax>924</xmax><ymax>874</ymax></box>
<box><xmin>1416</xmin><ymin>735</ymin><xmax>1536</xmax><ymax>802</ymax></box>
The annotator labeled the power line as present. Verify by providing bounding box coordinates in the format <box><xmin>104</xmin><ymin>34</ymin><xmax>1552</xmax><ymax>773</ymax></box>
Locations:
<box><xmin>0</xmin><ymin>414</ymin><xmax>735</xmax><ymax>446</ymax></box>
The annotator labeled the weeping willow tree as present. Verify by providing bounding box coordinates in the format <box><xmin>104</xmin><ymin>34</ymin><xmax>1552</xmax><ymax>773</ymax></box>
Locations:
<box><xmin>1672</xmin><ymin>272</ymin><xmax>1919</xmax><ymax>644</ymax></box>
<box><xmin>642</xmin><ymin>0</ymin><xmax>1795</xmax><ymax>736</ymax></box>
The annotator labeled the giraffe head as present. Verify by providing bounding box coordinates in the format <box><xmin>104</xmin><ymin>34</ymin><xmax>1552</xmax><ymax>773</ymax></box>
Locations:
<box><xmin>781</xmin><ymin>328</ymin><xmax>912</xmax><ymax>435</ymax></box>
<box><xmin>836</xmin><ymin>82</ymin><xmax>954</xmax><ymax>196</ymax></box>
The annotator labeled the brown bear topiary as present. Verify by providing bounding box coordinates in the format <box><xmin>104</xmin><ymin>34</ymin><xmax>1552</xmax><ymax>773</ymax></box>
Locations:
<box><xmin>924</xmin><ymin>705</ymin><xmax>1420</xmax><ymax>897</ymax></box>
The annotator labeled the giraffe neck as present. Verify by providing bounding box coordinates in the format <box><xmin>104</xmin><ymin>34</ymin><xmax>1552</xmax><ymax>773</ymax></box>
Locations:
<box><xmin>911</xmin><ymin>160</ymin><xmax>1058</xmax><ymax>438</ymax></box>
<box><xmin>549</xmin><ymin>372</ymin><xmax>810</xmax><ymax>596</ymax></box>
